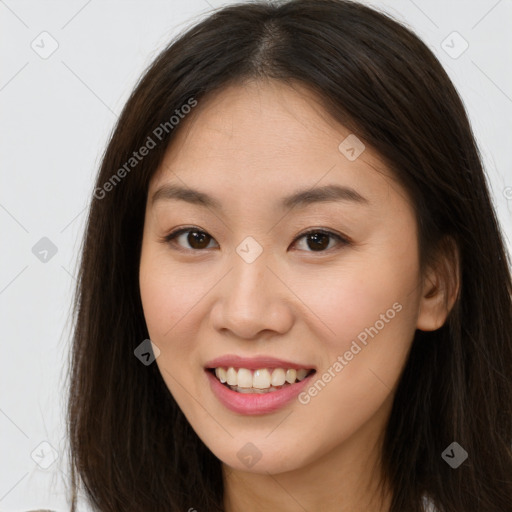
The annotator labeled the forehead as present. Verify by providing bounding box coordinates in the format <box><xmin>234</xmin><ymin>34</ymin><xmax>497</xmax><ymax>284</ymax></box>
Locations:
<box><xmin>158</xmin><ymin>79</ymin><xmax>359</xmax><ymax>161</ymax></box>
<box><xmin>148</xmin><ymin>80</ymin><xmax>401</xmax><ymax>211</ymax></box>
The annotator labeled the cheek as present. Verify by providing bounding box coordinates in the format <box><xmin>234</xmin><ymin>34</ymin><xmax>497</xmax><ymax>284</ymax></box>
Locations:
<box><xmin>288</xmin><ymin>237</ymin><xmax>420</xmax><ymax>411</ymax></box>
<box><xmin>139</xmin><ymin>253</ymin><xmax>202</xmax><ymax>406</ymax></box>
<box><xmin>289</xmin><ymin>275</ymin><xmax>417</xmax><ymax>459</ymax></box>
<box><xmin>140</xmin><ymin>274</ymin><xmax>180</xmax><ymax>337</ymax></box>
<box><xmin>289</xmin><ymin>259</ymin><xmax>417</xmax><ymax>352</ymax></box>
<box><xmin>138</xmin><ymin>246</ymin><xmax>219</xmax><ymax>403</ymax></box>
<box><xmin>139</xmin><ymin>247</ymin><xmax>209</xmax><ymax>340</ymax></box>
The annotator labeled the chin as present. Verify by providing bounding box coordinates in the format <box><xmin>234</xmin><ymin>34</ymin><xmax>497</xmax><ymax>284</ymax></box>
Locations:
<box><xmin>208</xmin><ymin>436</ymin><xmax>316</xmax><ymax>475</ymax></box>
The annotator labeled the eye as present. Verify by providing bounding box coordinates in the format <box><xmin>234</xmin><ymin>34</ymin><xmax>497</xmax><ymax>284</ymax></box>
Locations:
<box><xmin>163</xmin><ymin>227</ymin><xmax>218</xmax><ymax>251</ymax></box>
<box><xmin>292</xmin><ymin>228</ymin><xmax>349</xmax><ymax>253</ymax></box>
<box><xmin>161</xmin><ymin>227</ymin><xmax>349</xmax><ymax>253</ymax></box>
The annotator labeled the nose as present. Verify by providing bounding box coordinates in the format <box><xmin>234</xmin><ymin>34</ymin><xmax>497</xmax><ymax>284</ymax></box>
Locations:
<box><xmin>210</xmin><ymin>251</ymin><xmax>294</xmax><ymax>340</ymax></box>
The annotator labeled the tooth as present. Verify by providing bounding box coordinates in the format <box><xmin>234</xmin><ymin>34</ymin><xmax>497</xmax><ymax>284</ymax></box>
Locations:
<box><xmin>215</xmin><ymin>367</ymin><xmax>227</xmax><ymax>383</ymax></box>
<box><xmin>253</xmin><ymin>369</ymin><xmax>271</xmax><ymax>389</ymax></box>
<box><xmin>271</xmin><ymin>368</ymin><xmax>286</xmax><ymax>386</ymax></box>
<box><xmin>232</xmin><ymin>385</ymin><xmax>282</xmax><ymax>394</ymax></box>
<box><xmin>236</xmin><ymin>387</ymin><xmax>254</xmax><ymax>394</ymax></box>
<box><xmin>296</xmin><ymin>369</ymin><xmax>308</xmax><ymax>381</ymax></box>
<box><xmin>285</xmin><ymin>369</ymin><xmax>297</xmax><ymax>383</ymax></box>
<box><xmin>237</xmin><ymin>368</ymin><xmax>253</xmax><ymax>388</ymax></box>
<box><xmin>226</xmin><ymin>367</ymin><xmax>237</xmax><ymax>386</ymax></box>
<box><xmin>221</xmin><ymin>366</ymin><xmax>310</xmax><ymax>389</ymax></box>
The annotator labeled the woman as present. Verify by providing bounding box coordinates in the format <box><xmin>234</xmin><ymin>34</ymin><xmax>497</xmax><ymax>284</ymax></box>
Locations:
<box><xmin>66</xmin><ymin>1</ymin><xmax>512</xmax><ymax>511</ymax></box>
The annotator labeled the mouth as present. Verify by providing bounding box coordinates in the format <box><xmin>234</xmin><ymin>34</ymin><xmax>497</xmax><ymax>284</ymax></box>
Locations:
<box><xmin>206</xmin><ymin>366</ymin><xmax>316</xmax><ymax>394</ymax></box>
<box><xmin>204</xmin><ymin>355</ymin><xmax>317</xmax><ymax>414</ymax></box>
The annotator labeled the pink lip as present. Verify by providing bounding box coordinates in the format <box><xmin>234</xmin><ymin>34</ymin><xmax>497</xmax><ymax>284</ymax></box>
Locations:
<box><xmin>204</xmin><ymin>354</ymin><xmax>315</xmax><ymax>371</ymax></box>
<box><xmin>205</xmin><ymin>369</ymin><xmax>316</xmax><ymax>415</ymax></box>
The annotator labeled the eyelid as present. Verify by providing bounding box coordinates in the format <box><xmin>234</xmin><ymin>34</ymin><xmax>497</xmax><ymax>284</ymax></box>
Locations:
<box><xmin>161</xmin><ymin>226</ymin><xmax>218</xmax><ymax>252</ymax></box>
<box><xmin>161</xmin><ymin>226</ymin><xmax>351</xmax><ymax>253</ymax></box>
<box><xmin>291</xmin><ymin>227</ymin><xmax>351</xmax><ymax>247</ymax></box>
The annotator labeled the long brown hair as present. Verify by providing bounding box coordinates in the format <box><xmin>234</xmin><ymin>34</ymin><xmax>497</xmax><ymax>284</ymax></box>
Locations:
<box><xmin>66</xmin><ymin>1</ymin><xmax>512</xmax><ymax>510</ymax></box>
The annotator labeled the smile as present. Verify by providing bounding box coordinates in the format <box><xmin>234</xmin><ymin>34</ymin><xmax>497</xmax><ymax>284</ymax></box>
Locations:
<box><xmin>204</xmin><ymin>355</ymin><xmax>317</xmax><ymax>414</ymax></box>
<box><xmin>210</xmin><ymin>367</ymin><xmax>314</xmax><ymax>393</ymax></box>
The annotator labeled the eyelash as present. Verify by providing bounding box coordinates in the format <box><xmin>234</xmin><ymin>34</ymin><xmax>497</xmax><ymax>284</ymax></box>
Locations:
<box><xmin>161</xmin><ymin>226</ymin><xmax>351</xmax><ymax>254</ymax></box>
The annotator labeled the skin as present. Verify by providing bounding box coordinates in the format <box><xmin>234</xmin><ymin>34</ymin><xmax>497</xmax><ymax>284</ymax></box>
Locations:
<box><xmin>139</xmin><ymin>79</ymin><xmax>458</xmax><ymax>512</ymax></box>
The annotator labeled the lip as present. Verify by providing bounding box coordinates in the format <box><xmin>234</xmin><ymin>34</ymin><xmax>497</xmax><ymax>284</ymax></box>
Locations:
<box><xmin>204</xmin><ymin>354</ymin><xmax>316</xmax><ymax>371</ymax></box>
<box><xmin>205</xmin><ymin>368</ymin><xmax>316</xmax><ymax>415</ymax></box>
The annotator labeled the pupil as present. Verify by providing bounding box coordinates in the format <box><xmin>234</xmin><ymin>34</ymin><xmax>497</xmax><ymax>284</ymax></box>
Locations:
<box><xmin>188</xmin><ymin>231</ymin><xmax>209</xmax><ymax>249</ymax></box>
<box><xmin>308</xmin><ymin>233</ymin><xmax>329</xmax><ymax>251</ymax></box>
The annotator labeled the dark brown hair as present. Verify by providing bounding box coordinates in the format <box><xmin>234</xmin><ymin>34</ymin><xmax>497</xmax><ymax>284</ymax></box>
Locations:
<box><xmin>66</xmin><ymin>1</ymin><xmax>512</xmax><ymax>510</ymax></box>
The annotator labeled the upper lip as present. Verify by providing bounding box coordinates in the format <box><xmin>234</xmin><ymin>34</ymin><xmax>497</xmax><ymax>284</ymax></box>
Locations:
<box><xmin>204</xmin><ymin>354</ymin><xmax>316</xmax><ymax>371</ymax></box>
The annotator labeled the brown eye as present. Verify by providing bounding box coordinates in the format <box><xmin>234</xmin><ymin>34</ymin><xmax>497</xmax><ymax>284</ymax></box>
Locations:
<box><xmin>164</xmin><ymin>228</ymin><xmax>217</xmax><ymax>251</ymax></box>
<box><xmin>164</xmin><ymin>227</ymin><xmax>349</xmax><ymax>254</ymax></box>
<box><xmin>304</xmin><ymin>232</ymin><xmax>330</xmax><ymax>251</ymax></box>
<box><xmin>293</xmin><ymin>229</ymin><xmax>348</xmax><ymax>253</ymax></box>
<box><xmin>186</xmin><ymin>230</ymin><xmax>212</xmax><ymax>249</ymax></box>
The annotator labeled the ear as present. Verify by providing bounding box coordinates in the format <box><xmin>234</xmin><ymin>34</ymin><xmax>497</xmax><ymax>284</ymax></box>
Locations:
<box><xmin>416</xmin><ymin>236</ymin><xmax>460</xmax><ymax>332</ymax></box>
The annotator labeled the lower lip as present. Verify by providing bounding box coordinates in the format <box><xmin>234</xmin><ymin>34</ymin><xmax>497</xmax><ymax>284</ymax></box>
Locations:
<box><xmin>205</xmin><ymin>369</ymin><xmax>315</xmax><ymax>415</ymax></box>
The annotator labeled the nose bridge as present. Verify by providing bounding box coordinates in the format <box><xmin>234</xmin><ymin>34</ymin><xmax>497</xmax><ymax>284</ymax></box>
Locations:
<box><xmin>228</xmin><ymin>240</ymin><xmax>272</xmax><ymax>310</ymax></box>
<box><xmin>211</xmin><ymin>237</ymin><xmax>293</xmax><ymax>338</ymax></box>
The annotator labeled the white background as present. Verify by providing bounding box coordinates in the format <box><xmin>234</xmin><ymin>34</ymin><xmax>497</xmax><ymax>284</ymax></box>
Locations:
<box><xmin>1</xmin><ymin>0</ymin><xmax>511</xmax><ymax>510</ymax></box>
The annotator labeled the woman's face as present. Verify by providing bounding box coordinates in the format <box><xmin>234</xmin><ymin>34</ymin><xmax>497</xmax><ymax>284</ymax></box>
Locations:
<box><xmin>139</xmin><ymin>80</ymin><xmax>429</xmax><ymax>475</ymax></box>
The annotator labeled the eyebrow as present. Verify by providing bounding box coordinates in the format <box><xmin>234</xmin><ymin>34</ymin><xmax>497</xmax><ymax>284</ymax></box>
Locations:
<box><xmin>151</xmin><ymin>183</ymin><xmax>369</xmax><ymax>210</ymax></box>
